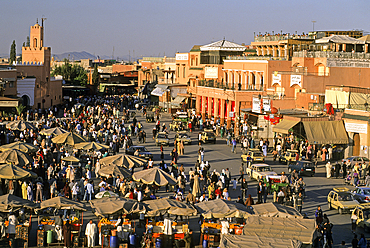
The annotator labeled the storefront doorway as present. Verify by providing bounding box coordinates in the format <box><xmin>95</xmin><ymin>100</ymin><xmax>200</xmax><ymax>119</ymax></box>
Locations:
<box><xmin>353</xmin><ymin>133</ymin><xmax>360</xmax><ymax>156</ymax></box>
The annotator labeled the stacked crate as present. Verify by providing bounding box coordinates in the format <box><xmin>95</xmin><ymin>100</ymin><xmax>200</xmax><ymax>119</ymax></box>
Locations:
<box><xmin>37</xmin><ymin>229</ymin><xmax>45</xmax><ymax>247</ymax></box>
<box><xmin>15</xmin><ymin>226</ymin><xmax>29</xmax><ymax>248</ymax></box>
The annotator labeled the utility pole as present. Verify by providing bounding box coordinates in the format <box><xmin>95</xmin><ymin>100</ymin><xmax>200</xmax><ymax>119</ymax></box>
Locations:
<box><xmin>312</xmin><ymin>21</ymin><xmax>316</xmax><ymax>32</ymax></box>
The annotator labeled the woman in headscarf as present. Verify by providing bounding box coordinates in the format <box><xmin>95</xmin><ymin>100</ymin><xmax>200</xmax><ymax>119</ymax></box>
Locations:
<box><xmin>192</xmin><ymin>173</ymin><xmax>201</xmax><ymax>198</ymax></box>
<box><xmin>63</xmin><ymin>220</ymin><xmax>72</xmax><ymax>248</ymax></box>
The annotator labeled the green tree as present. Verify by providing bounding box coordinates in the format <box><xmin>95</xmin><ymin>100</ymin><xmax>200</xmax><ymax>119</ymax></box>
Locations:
<box><xmin>15</xmin><ymin>104</ymin><xmax>26</xmax><ymax>116</ymax></box>
<box><xmin>26</xmin><ymin>36</ymin><xmax>30</xmax><ymax>47</ymax></box>
<box><xmin>9</xmin><ymin>40</ymin><xmax>16</xmax><ymax>64</ymax></box>
<box><xmin>92</xmin><ymin>64</ymin><xmax>99</xmax><ymax>85</ymax></box>
<box><xmin>22</xmin><ymin>42</ymin><xmax>25</xmax><ymax>47</ymax></box>
<box><xmin>51</xmin><ymin>59</ymin><xmax>88</xmax><ymax>86</ymax></box>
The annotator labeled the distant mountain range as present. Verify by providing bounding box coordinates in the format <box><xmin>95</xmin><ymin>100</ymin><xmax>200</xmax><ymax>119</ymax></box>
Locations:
<box><xmin>0</xmin><ymin>50</ymin><xmax>137</xmax><ymax>62</ymax></box>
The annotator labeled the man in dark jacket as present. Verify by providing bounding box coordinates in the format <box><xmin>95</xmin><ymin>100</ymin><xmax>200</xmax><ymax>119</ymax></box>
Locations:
<box><xmin>257</xmin><ymin>181</ymin><xmax>265</xmax><ymax>204</ymax></box>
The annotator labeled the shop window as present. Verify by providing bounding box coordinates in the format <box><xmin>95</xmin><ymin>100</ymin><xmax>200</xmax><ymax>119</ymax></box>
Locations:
<box><xmin>9</xmin><ymin>82</ymin><xmax>14</xmax><ymax>88</ymax></box>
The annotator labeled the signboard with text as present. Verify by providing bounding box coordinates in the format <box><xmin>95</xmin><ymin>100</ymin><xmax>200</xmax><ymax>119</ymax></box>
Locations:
<box><xmin>345</xmin><ymin>122</ymin><xmax>368</xmax><ymax>134</ymax></box>
<box><xmin>176</xmin><ymin>53</ymin><xmax>189</xmax><ymax>61</ymax></box>
<box><xmin>272</xmin><ymin>73</ymin><xmax>281</xmax><ymax>86</ymax></box>
<box><xmin>290</xmin><ymin>75</ymin><xmax>302</xmax><ymax>87</ymax></box>
<box><xmin>205</xmin><ymin>67</ymin><xmax>218</xmax><ymax>79</ymax></box>
<box><xmin>263</xmin><ymin>99</ymin><xmax>271</xmax><ymax>112</ymax></box>
<box><xmin>252</xmin><ymin>97</ymin><xmax>261</xmax><ymax>113</ymax></box>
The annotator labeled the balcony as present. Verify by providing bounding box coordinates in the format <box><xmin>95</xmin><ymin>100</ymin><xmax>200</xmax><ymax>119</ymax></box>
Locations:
<box><xmin>294</xmin><ymin>51</ymin><xmax>370</xmax><ymax>60</ymax></box>
<box><xmin>197</xmin><ymin>79</ymin><xmax>263</xmax><ymax>91</ymax></box>
<box><xmin>226</xmin><ymin>56</ymin><xmax>287</xmax><ymax>61</ymax></box>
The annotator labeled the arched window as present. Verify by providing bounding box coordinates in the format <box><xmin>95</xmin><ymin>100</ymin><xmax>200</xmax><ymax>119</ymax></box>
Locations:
<box><xmin>33</xmin><ymin>38</ymin><xmax>37</xmax><ymax>47</ymax></box>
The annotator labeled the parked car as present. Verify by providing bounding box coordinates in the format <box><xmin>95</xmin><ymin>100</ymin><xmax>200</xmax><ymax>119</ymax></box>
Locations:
<box><xmin>351</xmin><ymin>187</ymin><xmax>370</xmax><ymax>203</ymax></box>
<box><xmin>288</xmin><ymin>161</ymin><xmax>315</xmax><ymax>176</ymax></box>
<box><xmin>174</xmin><ymin>131</ymin><xmax>192</xmax><ymax>145</ymax></box>
<box><xmin>125</xmin><ymin>146</ymin><xmax>153</xmax><ymax>160</ymax></box>
<box><xmin>353</xmin><ymin>204</ymin><xmax>370</xmax><ymax>232</ymax></box>
<box><xmin>241</xmin><ymin>148</ymin><xmax>265</xmax><ymax>163</ymax></box>
<box><xmin>342</xmin><ymin>156</ymin><xmax>370</xmax><ymax>169</ymax></box>
<box><xmin>200</xmin><ymin>130</ymin><xmax>216</xmax><ymax>144</ymax></box>
<box><xmin>279</xmin><ymin>149</ymin><xmax>300</xmax><ymax>165</ymax></box>
<box><xmin>245</xmin><ymin>163</ymin><xmax>277</xmax><ymax>181</ymax></box>
<box><xmin>155</xmin><ymin>132</ymin><xmax>169</xmax><ymax>146</ymax></box>
<box><xmin>327</xmin><ymin>187</ymin><xmax>360</xmax><ymax>214</ymax></box>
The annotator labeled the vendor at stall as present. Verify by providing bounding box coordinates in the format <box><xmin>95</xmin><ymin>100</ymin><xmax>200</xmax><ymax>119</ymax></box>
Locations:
<box><xmin>55</xmin><ymin>215</ymin><xmax>63</xmax><ymax>242</ymax></box>
<box><xmin>85</xmin><ymin>219</ymin><xmax>97</xmax><ymax>248</ymax></box>
<box><xmin>8</xmin><ymin>212</ymin><xmax>17</xmax><ymax>237</ymax></box>
<box><xmin>115</xmin><ymin>214</ymin><xmax>125</xmax><ymax>240</ymax></box>
<box><xmin>63</xmin><ymin>220</ymin><xmax>72</xmax><ymax>248</ymax></box>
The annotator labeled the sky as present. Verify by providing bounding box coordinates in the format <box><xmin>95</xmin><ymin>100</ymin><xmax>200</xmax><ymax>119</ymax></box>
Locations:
<box><xmin>1</xmin><ymin>0</ymin><xmax>369</xmax><ymax>60</ymax></box>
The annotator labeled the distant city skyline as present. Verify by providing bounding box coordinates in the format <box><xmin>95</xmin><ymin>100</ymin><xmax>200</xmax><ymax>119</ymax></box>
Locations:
<box><xmin>1</xmin><ymin>0</ymin><xmax>369</xmax><ymax>60</ymax></box>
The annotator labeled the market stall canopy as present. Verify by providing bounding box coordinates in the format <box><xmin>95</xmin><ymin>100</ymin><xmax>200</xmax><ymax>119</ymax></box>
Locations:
<box><xmin>219</xmin><ymin>234</ymin><xmax>302</xmax><ymax>248</ymax></box>
<box><xmin>151</xmin><ymin>85</ymin><xmax>169</xmax><ymax>97</ymax></box>
<box><xmin>0</xmin><ymin>194</ymin><xmax>39</xmax><ymax>212</ymax></box>
<box><xmin>95</xmin><ymin>191</ymin><xmax>119</xmax><ymax>199</ymax></box>
<box><xmin>90</xmin><ymin>197</ymin><xmax>146</xmax><ymax>217</ymax></box>
<box><xmin>51</xmin><ymin>132</ymin><xmax>87</xmax><ymax>146</ymax></box>
<box><xmin>0</xmin><ymin>141</ymin><xmax>38</xmax><ymax>153</ymax></box>
<box><xmin>39</xmin><ymin>196</ymin><xmax>86</xmax><ymax>211</ymax></box>
<box><xmin>61</xmin><ymin>156</ymin><xmax>80</xmax><ymax>162</ymax></box>
<box><xmin>302</xmin><ymin>121</ymin><xmax>348</xmax><ymax>144</ymax></box>
<box><xmin>75</xmin><ymin>142</ymin><xmax>110</xmax><ymax>151</ymax></box>
<box><xmin>40</xmin><ymin>127</ymin><xmax>68</xmax><ymax>136</ymax></box>
<box><xmin>0</xmin><ymin>163</ymin><xmax>37</xmax><ymax>179</ymax></box>
<box><xmin>98</xmin><ymin>165</ymin><xmax>131</xmax><ymax>179</ymax></box>
<box><xmin>0</xmin><ymin>149</ymin><xmax>33</xmax><ymax>166</ymax></box>
<box><xmin>195</xmin><ymin>198</ymin><xmax>251</xmax><ymax>219</ymax></box>
<box><xmin>144</xmin><ymin>198</ymin><xmax>197</xmax><ymax>217</ymax></box>
<box><xmin>100</xmin><ymin>154</ymin><xmax>147</xmax><ymax>169</ymax></box>
<box><xmin>6</xmin><ymin>120</ymin><xmax>36</xmax><ymax>131</ymax></box>
<box><xmin>242</xmin><ymin>216</ymin><xmax>316</xmax><ymax>244</ymax></box>
<box><xmin>132</xmin><ymin>167</ymin><xmax>177</xmax><ymax>186</ymax></box>
<box><xmin>272</xmin><ymin>120</ymin><xmax>300</xmax><ymax>134</ymax></box>
<box><xmin>171</xmin><ymin>96</ymin><xmax>186</xmax><ymax>107</ymax></box>
<box><xmin>315</xmin><ymin>35</ymin><xmax>365</xmax><ymax>44</ymax></box>
<box><xmin>250</xmin><ymin>202</ymin><xmax>303</xmax><ymax>218</ymax></box>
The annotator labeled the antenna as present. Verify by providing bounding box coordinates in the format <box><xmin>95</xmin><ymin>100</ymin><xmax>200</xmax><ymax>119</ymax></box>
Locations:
<box><xmin>312</xmin><ymin>21</ymin><xmax>316</xmax><ymax>32</ymax></box>
<box><xmin>41</xmin><ymin>17</ymin><xmax>47</xmax><ymax>27</ymax></box>
<box><xmin>112</xmin><ymin>46</ymin><xmax>114</xmax><ymax>60</ymax></box>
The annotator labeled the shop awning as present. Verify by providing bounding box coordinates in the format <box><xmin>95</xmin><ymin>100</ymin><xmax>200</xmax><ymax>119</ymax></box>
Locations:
<box><xmin>151</xmin><ymin>85</ymin><xmax>168</xmax><ymax>96</ymax></box>
<box><xmin>171</xmin><ymin>96</ymin><xmax>186</xmax><ymax>107</ymax></box>
<box><xmin>302</xmin><ymin>121</ymin><xmax>348</xmax><ymax>144</ymax></box>
<box><xmin>272</xmin><ymin>120</ymin><xmax>300</xmax><ymax>134</ymax></box>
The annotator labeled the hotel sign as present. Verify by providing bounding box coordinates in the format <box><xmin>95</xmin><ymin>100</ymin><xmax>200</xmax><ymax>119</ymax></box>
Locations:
<box><xmin>176</xmin><ymin>54</ymin><xmax>189</xmax><ymax>61</ymax></box>
<box><xmin>205</xmin><ymin>67</ymin><xmax>218</xmax><ymax>79</ymax></box>
<box><xmin>345</xmin><ymin>122</ymin><xmax>367</xmax><ymax>134</ymax></box>
<box><xmin>290</xmin><ymin>75</ymin><xmax>302</xmax><ymax>87</ymax></box>
<box><xmin>252</xmin><ymin>97</ymin><xmax>261</xmax><ymax>113</ymax></box>
<box><xmin>272</xmin><ymin>73</ymin><xmax>281</xmax><ymax>86</ymax></box>
<box><xmin>263</xmin><ymin>99</ymin><xmax>271</xmax><ymax>112</ymax></box>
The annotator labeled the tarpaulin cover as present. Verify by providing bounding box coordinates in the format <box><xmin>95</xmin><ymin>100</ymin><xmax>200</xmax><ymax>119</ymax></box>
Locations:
<box><xmin>243</xmin><ymin>216</ymin><xmax>316</xmax><ymax>244</ymax></box>
<box><xmin>272</xmin><ymin>120</ymin><xmax>300</xmax><ymax>134</ymax></box>
<box><xmin>132</xmin><ymin>167</ymin><xmax>177</xmax><ymax>186</ymax></box>
<box><xmin>0</xmin><ymin>163</ymin><xmax>37</xmax><ymax>180</ymax></box>
<box><xmin>171</xmin><ymin>96</ymin><xmax>186</xmax><ymax>107</ymax></box>
<box><xmin>144</xmin><ymin>198</ymin><xmax>197</xmax><ymax>217</ymax></box>
<box><xmin>251</xmin><ymin>202</ymin><xmax>303</xmax><ymax>218</ymax></box>
<box><xmin>90</xmin><ymin>197</ymin><xmax>146</xmax><ymax>217</ymax></box>
<box><xmin>40</xmin><ymin>196</ymin><xmax>86</xmax><ymax>211</ymax></box>
<box><xmin>219</xmin><ymin>234</ymin><xmax>302</xmax><ymax>248</ymax></box>
<box><xmin>349</xmin><ymin>92</ymin><xmax>369</xmax><ymax>105</ymax></box>
<box><xmin>324</xmin><ymin>90</ymin><xmax>349</xmax><ymax>106</ymax></box>
<box><xmin>100</xmin><ymin>154</ymin><xmax>147</xmax><ymax>169</ymax></box>
<box><xmin>0</xmin><ymin>194</ymin><xmax>38</xmax><ymax>211</ymax></box>
<box><xmin>302</xmin><ymin>121</ymin><xmax>348</xmax><ymax>144</ymax></box>
<box><xmin>195</xmin><ymin>198</ymin><xmax>251</xmax><ymax>219</ymax></box>
<box><xmin>40</xmin><ymin>127</ymin><xmax>68</xmax><ymax>136</ymax></box>
<box><xmin>0</xmin><ymin>150</ymin><xmax>33</xmax><ymax>166</ymax></box>
<box><xmin>0</xmin><ymin>141</ymin><xmax>38</xmax><ymax>153</ymax></box>
<box><xmin>6</xmin><ymin>120</ymin><xmax>36</xmax><ymax>131</ymax></box>
<box><xmin>51</xmin><ymin>132</ymin><xmax>87</xmax><ymax>146</ymax></box>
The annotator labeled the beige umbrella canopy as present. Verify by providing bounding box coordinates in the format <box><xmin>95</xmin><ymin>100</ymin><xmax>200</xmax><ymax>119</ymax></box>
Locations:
<box><xmin>51</xmin><ymin>132</ymin><xmax>87</xmax><ymax>146</ymax></box>
<box><xmin>6</xmin><ymin>120</ymin><xmax>36</xmax><ymax>131</ymax></box>
<box><xmin>0</xmin><ymin>194</ymin><xmax>38</xmax><ymax>211</ymax></box>
<box><xmin>195</xmin><ymin>198</ymin><xmax>251</xmax><ymax>219</ymax></box>
<box><xmin>0</xmin><ymin>163</ymin><xmax>37</xmax><ymax>179</ymax></box>
<box><xmin>62</xmin><ymin>156</ymin><xmax>80</xmax><ymax>162</ymax></box>
<box><xmin>39</xmin><ymin>196</ymin><xmax>86</xmax><ymax>211</ymax></box>
<box><xmin>100</xmin><ymin>154</ymin><xmax>147</xmax><ymax>169</ymax></box>
<box><xmin>75</xmin><ymin>142</ymin><xmax>110</xmax><ymax>151</ymax></box>
<box><xmin>40</xmin><ymin>127</ymin><xmax>68</xmax><ymax>136</ymax></box>
<box><xmin>132</xmin><ymin>167</ymin><xmax>177</xmax><ymax>186</ymax></box>
<box><xmin>98</xmin><ymin>165</ymin><xmax>131</xmax><ymax>179</ymax></box>
<box><xmin>144</xmin><ymin>198</ymin><xmax>197</xmax><ymax>217</ymax></box>
<box><xmin>0</xmin><ymin>141</ymin><xmax>38</xmax><ymax>153</ymax></box>
<box><xmin>0</xmin><ymin>149</ymin><xmax>33</xmax><ymax>166</ymax></box>
<box><xmin>90</xmin><ymin>197</ymin><xmax>147</xmax><ymax>217</ymax></box>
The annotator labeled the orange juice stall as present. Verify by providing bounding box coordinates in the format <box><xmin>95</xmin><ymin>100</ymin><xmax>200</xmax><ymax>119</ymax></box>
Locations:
<box><xmin>143</xmin><ymin>198</ymin><xmax>197</xmax><ymax>247</ymax></box>
<box><xmin>90</xmin><ymin>197</ymin><xmax>147</xmax><ymax>247</ymax></box>
<box><xmin>195</xmin><ymin>199</ymin><xmax>251</xmax><ymax>248</ymax></box>
<box><xmin>37</xmin><ymin>196</ymin><xmax>87</xmax><ymax>246</ymax></box>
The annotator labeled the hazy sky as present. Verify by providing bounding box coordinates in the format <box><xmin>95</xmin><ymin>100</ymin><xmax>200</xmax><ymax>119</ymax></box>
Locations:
<box><xmin>1</xmin><ymin>0</ymin><xmax>368</xmax><ymax>59</ymax></box>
